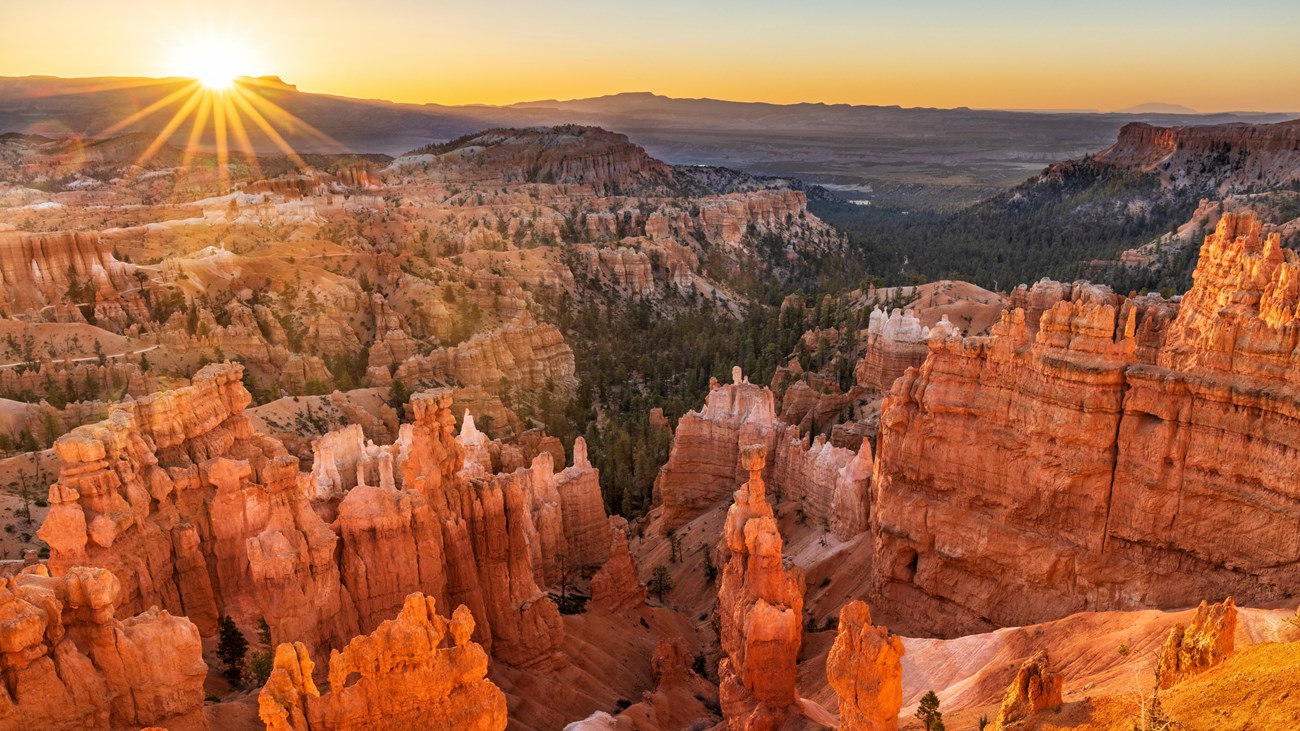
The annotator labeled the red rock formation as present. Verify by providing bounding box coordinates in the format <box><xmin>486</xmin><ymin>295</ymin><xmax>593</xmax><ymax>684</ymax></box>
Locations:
<box><xmin>655</xmin><ymin>369</ymin><xmax>783</xmax><ymax>529</ymax></box>
<box><xmin>771</xmin><ymin>434</ymin><xmax>872</xmax><ymax>540</ymax></box>
<box><xmin>657</xmin><ymin>368</ymin><xmax>874</xmax><ymax>540</ymax></box>
<box><xmin>990</xmin><ymin>650</ymin><xmax>1064</xmax><ymax>730</ymax></box>
<box><xmin>30</xmin><ymin>367</ymin><xmax>566</xmax><ymax>699</ymax></box>
<box><xmin>0</xmin><ymin>566</ymin><xmax>207</xmax><ymax>731</ymax></box>
<box><xmin>1092</xmin><ymin>119</ymin><xmax>1300</xmax><ymax>187</ymax></box>
<box><xmin>590</xmin><ymin>516</ymin><xmax>646</xmax><ymax>612</ymax></box>
<box><xmin>37</xmin><ymin>363</ymin><xmax>360</xmax><ymax>650</ymax></box>
<box><xmin>856</xmin><ymin>308</ymin><xmax>932</xmax><ymax>392</ymax></box>
<box><xmin>872</xmin><ymin>213</ymin><xmax>1300</xmax><ymax>635</ymax></box>
<box><xmin>554</xmin><ymin>437</ymin><xmax>611</xmax><ymax>571</ymax></box>
<box><xmin>334</xmin><ymin>479</ymin><xmax>448</xmax><ymax>634</ymax></box>
<box><xmin>0</xmin><ymin>230</ymin><xmax>148</xmax><ymax>328</ymax></box>
<box><xmin>826</xmin><ymin>600</ymin><xmax>904</xmax><ymax>731</ymax></box>
<box><xmin>391</xmin><ymin>312</ymin><xmax>576</xmax><ymax>393</ymax></box>
<box><xmin>717</xmin><ymin>444</ymin><xmax>805</xmax><ymax>730</ymax></box>
<box><xmin>258</xmin><ymin>593</ymin><xmax>507</xmax><ymax>731</ymax></box>
<box><xmin>1155</xmin><ymin>598</ymin><xmax>1237</xmax><ymax>689</ymax></box>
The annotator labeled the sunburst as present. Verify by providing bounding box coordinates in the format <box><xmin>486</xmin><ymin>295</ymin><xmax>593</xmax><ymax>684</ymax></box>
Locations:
<box><xmin>95</xmin><ymin>34</ymin><xmax>345</xmax><ymax>191</ymax></box>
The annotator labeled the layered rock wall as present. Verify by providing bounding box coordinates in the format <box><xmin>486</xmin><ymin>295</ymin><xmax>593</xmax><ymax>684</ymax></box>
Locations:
<box><xmin>872</xmin><ymin>213</ymin><xmax>1300</xmax><ymax>634</ymax></box>
<box><xmin>0</xmin><ymin>567</ymin><xmax>207</xmax><ymax>731</ymax></box>
<box><xmin>390</xmin><ymin>312</ymin><xmax>576</xmax><ymax>393</ymax></box>
<box><xmin>0</xmin><ymin>230</ymin><xmax>147</xmax><ymax>327</ymax></box>
<box><xmin>37</xmin><ymin>364</ymin><xmax>359</xmax><ymax>650</ymax></box>
<box><xmin>656</xmin><ymin>367</ymin><xmax>873</xmax><ymax>538</ymax></box>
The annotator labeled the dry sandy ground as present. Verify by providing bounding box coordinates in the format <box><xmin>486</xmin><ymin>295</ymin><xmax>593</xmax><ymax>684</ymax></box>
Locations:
<box><xmin>0</xmin><ymin>319</ymin><xmax>146</xmax><ymax>367</ymax></box>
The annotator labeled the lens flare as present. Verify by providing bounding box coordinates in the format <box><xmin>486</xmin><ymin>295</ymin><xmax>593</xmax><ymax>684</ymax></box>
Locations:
<box><xmin>89</xmin><ymin>33</ymin><xmax>346</xmax><ymax>192</ymax></box>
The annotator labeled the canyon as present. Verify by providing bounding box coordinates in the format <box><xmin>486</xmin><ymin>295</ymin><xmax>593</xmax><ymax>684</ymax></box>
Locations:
<box><xmin>0</xmin><ymin>115</ymin><xmax>1297</xmax><ymax>731</ymax></box>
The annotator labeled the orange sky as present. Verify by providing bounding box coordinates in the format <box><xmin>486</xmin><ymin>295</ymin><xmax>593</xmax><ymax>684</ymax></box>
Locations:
<box><xmin>3</xmin><ymin>0</ymin><xmax>1299</xmax><ymax>112</ymax></box>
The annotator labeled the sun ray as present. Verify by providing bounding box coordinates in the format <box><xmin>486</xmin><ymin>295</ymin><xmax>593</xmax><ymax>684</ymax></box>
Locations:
<box><xmin>235</xmin><ymin>85</ymin><xmax>349</xmax><ymax>152</ymax></box>
<box><xmin>222</xmin><ymin>92</ymin><xmax>262</xmax><ymax>178</ymax></box>
<box><xmin>229</xmin><ymin>86</ymin><xmax>310</xmax><ymax>170</ymax></box>
<box><xmin>134</xmin><ymin>87</ymin><xmax>205</xmax><ymax>167</ymax></box>
<box><xmin>101</xmin><ymin>33</ymin><xmax>335</xmax><ymax>192</ymax></box>
<box><xmin>101</xmin><ymin>80</ymin><xmax>202</xmax><ymax>137</ymax></box>
<box><xmin>213</xmin><ymin>92</ymin><xmax>230</xmax><ymax>191</ymax></box>
<box><xmin>179</xmin><ymin>89</ymin><xmax>213</xmax><ymax>170</ymax></box>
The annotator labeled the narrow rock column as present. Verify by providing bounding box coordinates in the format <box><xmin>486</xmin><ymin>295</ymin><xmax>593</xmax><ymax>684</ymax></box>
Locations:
<box><xmin>717</xmin><ymin>444</ymin><xmax>805</xmax><ymax>730</ymax></box>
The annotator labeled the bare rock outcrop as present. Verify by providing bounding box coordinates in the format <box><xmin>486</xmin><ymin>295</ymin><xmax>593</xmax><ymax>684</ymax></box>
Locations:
<box><xmin>37</xmin><ymin>363</ymin><xmax>360</xmax><ymax>651</ymax></box>
<box><xmin>0</xmin><ymin>230</ymin><xmax>148</xmax><ymax>328</ymax></box>
<box><xmin>590</xmin><ymin>516</ymin><xmax>645</xmax><ymax>612</ymax></box>
<box><xmin>826</xmin><ymin>600</ymin><xmax>904</xmax><ymax>731</ymax></box>
<box><xmin>258</xmin><ymin>593</ymin><xmax>506</xmax><ymax>731</ymax></box>
<box><xmin>554</xmin><ymin>437</ymin><xmax>611</xmax><ymax>571</ymax></box>
<box><xmin>717</xmin><ymin>444</ymin><xmax>805</xmax><ymax>730</ymax></box>
<box><xmin>656</xmin><ymin>367</ymin><xmax>873</xmax><ymax>539</ymax></box>
<box><xmin>872</xmin><ymin>214</ymin><xmax>1300</xmax><ymax>635</ymax></box>
<box><xmin>655</xmin><ymin>369</ymin><xmax>782</xmax><ymax>529</ymax></box>
<box><xmin>771</xmin><ymin>434</ymin><xmax>872</xmax><ymax>540</ymax></box>
<box><xmin>855</xmin><ymin>308</ymin><xmax>931</xmax><ymax>391</ymax></box>
<box><xmin>1154</xmin><ymin>597</ymin><xmax>1237</xmax><ymax>689</ymax></box>
<box><xmin>990</xmin><ymin>650</ymin><xmax>1064</xmax><ymax>730</ymax></box>
<box><xmin>391</xmin><ymin>312</ymin><xmax>576</xmax><ymax>393</ymax></box>
<box><xmin>0</xmin><ymin>567</ymin><xmax>207</xmax><ymax>731</ymax></box>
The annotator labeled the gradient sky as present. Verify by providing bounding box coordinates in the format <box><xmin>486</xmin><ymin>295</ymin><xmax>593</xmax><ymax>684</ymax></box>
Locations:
<box><xmin>3</xmin><ymin>0</ymin><xmax>1299</xmax><ymax>112</ymax></box>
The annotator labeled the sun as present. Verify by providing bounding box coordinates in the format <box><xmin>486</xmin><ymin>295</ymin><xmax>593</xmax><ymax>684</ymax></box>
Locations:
<box><xmin>169</xmin><ymin>35</ymin><xmax>257</xmax><ymax>91</ymax></box>
<box><xmin>103</xmin><ymin>28</ymin><xmax>343</xmax><ymax>192</ymax></box>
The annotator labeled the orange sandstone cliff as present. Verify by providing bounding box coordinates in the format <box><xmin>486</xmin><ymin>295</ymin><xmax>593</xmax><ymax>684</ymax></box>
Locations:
<box><xmin>872</xmin><ymin>213</ymin><xmax>1300</xmax><ymax>635</ymax></box>
<box><xmin>258</xmin><ymin>593</ymin><xmax>506</xmax><ymax>731</ymax></box>
<box><xmin>0</xmin><ymin>566</ymin><xmax>207</xmax><ymax>731</ymax></box>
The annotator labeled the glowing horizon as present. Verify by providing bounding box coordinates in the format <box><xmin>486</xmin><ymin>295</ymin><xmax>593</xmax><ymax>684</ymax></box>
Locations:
<box><xmin>5</xmin><ymin>0</ymin><xmax>1300</xmax><ymax>114</ymax></box>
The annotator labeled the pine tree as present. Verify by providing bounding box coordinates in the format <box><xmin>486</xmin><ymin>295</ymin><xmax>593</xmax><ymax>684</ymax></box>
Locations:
<box><xmin>915</xmin><ymin>690</ymin><xmax>944</xmax><ymax>731</ymax></box>
<box><xmin>217</xmin><ymin>615</ymin><xmax>249</xmax><ymax>686</ymax></box>
<box><xmin>649</xmin><ymin>565</ymin><xmax>674</xmax><ymax>603</ymax></box>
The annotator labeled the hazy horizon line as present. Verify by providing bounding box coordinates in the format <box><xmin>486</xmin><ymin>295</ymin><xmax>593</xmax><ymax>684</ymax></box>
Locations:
<box><xmin>5</xmin><ymin>74</ymin><xmax>1300</xmax><ymax>118</ymax></box>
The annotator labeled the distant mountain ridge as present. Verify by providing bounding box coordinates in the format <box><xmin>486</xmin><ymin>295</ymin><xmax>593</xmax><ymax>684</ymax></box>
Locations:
<box><xmin>0</xmin><ymin>76</ymin><xmax>1295</xmax><ymax>208</ymax></box>
<box><xmin>1115</xmin><ymin>102</ymin><xmax>1199</xmax><ymax>114</ymax></box>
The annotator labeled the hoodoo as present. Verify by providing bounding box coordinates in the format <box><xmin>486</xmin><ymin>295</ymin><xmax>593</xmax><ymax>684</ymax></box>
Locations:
<box><xmin>717</xmin><ymin>444</ymin><xmax>805</xmax><ymax>730</ymax></box>
<box><xmin>826</xmin><ymin>600</ymin><xmax>905</xmax><ymax>731</ymax></box>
